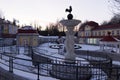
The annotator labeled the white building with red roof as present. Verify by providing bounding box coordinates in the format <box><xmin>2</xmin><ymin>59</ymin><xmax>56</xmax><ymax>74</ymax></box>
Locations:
<box><xmin>99</xmin><ymin>32</ymin><xmax>120</xmax><ymax>53</ymax></box>
<box><xmin>17</xmin><ymin>26</ymin><xmax>39</xmax><ymax>47</ymax></box>
<box><xmin>78</xmin><ymin>21</ymin><xmax>120</xmax><ymax>45</ymax></box>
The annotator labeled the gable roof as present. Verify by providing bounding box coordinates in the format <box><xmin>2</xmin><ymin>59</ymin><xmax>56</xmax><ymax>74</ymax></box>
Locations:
<box><xmin>79</xmin><ymin>21</ymin><xmax>99</xmax><ymax>31</ymax></box>
<box><xmin>86</xmin><ymin>21</ymin><xmax>99</xmax><ymax>27</ymax></box>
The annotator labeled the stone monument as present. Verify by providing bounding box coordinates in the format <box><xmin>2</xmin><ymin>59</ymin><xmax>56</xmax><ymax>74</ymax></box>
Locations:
<box><xmin>60</xmin><ymin>6</ymin><xmax>81</xmax><ymax>62</ymax></box>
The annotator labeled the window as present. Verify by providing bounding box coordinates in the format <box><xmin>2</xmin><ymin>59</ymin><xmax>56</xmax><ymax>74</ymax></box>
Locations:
<box><xmin>103</xmin><ymin>31</ymin><xmax>105</xmax><ymax>36</ymax></box>
<box><xmin>85</xmin><ymin>32</ymin><xmax>87</xmax><ymax>36</ymax></box>
<box><xmin>117</xmin><ymin>30</ymin><xmax>119</xmax><ymax>35</ymax></box>
<box><xmin>112</xmin><ymin>31</ymin><xmax>114</xmax><ymax>35</ymax></box>
<box><xmin>95</xmin><ymin>32</ymin><xmax>97</xmax><ymax>36</ymax></box>
<box><xmin>23</xmin><ymin>39</ymin><xmax>28</xmax><ymax>46</ymax></box>
<box><xmin>85</xmin><ymin>32</ymin><xmax>88</xmax><ymax>36</ymax></box>
<box><xmin>99</xmin><ymin>31</ymin><xmax>101</xmax><ymax>36</ymax></box>
<box><xmin>92</xmin><ymin>32</ymin><xmax>94</xmax><ymax>36</ymax></box>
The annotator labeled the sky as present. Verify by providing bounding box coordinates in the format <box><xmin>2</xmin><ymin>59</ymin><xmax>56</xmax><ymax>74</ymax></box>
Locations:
<box><xmin>0</xmin><ymin>0</ymin><xmax>113</xmax><ymax>30</ymax></box>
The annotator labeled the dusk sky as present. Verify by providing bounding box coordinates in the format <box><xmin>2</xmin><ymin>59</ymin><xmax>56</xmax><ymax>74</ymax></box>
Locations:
<box><xmin>0</xmin><ymin>0</ymin><xmax>113</xmax><ymax>30</ymax></box>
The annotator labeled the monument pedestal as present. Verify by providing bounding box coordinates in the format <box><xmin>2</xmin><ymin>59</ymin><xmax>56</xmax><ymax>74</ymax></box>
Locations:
<box><xmin>64</xmin><ymin>27</ymin><xmax>76</xmax><ymax>63</ymax></box>
<box><xmin>60</xmin><ymin>19</ymin><xmax>81</xmax><ymax>63</ymax></box>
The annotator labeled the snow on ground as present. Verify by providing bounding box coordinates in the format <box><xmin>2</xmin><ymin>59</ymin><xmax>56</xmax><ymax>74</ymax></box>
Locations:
<box><xmin>37</xmin><ymin>43</ymin><xmax>101</xmax><ymax>58</ymax></box>
<box><xmin>113</xmin><ymin>61</ymin><xmax>120</xmax><ymax>66</ymax></box>
<box><xmin>38</xmin><ymin>43</ymin><xmax>58</xmax><ymax>54</ymax></box>
<box><xmin>0</xmin><ymin>43</ymin><xmax>120</xmax><ymax>80</ymax></box>
<box><xmin>14</xmin><ymin>68</ymin><xmax>59</xmax><ymax>80</ymax></box>
<box><xmin>79</xmin><ymin>44</ymin><xmax>100</xmax><ymax>51</ymax></box>
<box><xmin>37</xmin><ymin>43</ymin><xmax>90</xmax><ymax>62</ymax></box>
<box><xmin>15</xmin><ymin>54</ymin><xmax>31</xmax><ymax>60</ymax></box>
<box><xmin>0</xmin><ymin>54</ymin><xmax>59</xmax><ymax>80</ymax></box>
<box><xmin>38</xmin><ymin>43</ymin><xmax>120</xmax><ymax>65</ymax></box>
<box><xmin>38</xmin><ymin>43</ymin><xmax>100</xmax><ymax>51</ymax></box>
<box><xmin>0</xmin><ymin>61</ymin><xmax>59</xmax><ymax>80</ymax></box>
<box><xmin>13</xmin><ymin>54</ymin><xmax>33</xmax><ymax>72</ymax></box>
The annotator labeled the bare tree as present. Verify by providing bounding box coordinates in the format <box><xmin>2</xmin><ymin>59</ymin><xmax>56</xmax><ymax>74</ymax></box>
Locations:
<box><xmin>101</xmin><ymin>21</ymin><xmax>109</xmax><ymax>26</ymax></box>
<box><xmin>109</xmin><ymin>0</ymin><xmax>120</xmax><ymax>14</ymax></box>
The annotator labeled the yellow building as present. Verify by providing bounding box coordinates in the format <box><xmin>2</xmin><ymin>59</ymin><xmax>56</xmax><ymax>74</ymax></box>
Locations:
<box><xmin>17</xmin><ymin>26</ymin><xmax>39</xmax><ymax>47</ymax></box>
<box><xmin>78</xmin><ymin>21</ymin><xmax>120</xmax><ymax>45</ymax></box>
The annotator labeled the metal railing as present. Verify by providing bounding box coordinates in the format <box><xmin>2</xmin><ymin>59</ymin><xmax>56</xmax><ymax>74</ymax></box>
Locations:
<box><xmin>0</xmin><ymin>48</ymin><xmax>120</xmax><ymax>80</ymax></box>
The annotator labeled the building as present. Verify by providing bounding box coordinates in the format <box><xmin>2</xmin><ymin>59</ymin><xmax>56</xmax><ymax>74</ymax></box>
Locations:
<box><xmin>99</xmin><ymin>32</ymin><xmax>120</xmax><ymax>53</ymax></box>
<box><xmin>0</xmin><ymin>18</ymin><xmax>19</xmax><ymax>45</ymax></box>
<box><xmin>78</xmin><ymin>21</ymin><xmax>120</xmax><ymax>45</ymax></box>
<box><xmin>0</xmin><ymin>18</ymin><xmax>18</xmax><ymax>38</ymax></box>
<box><xmin>17</xmin><ymin>26</ymin><xmax>39</xmax><ymax>47</ymax></box>
<box><xmin>0</xmin><ymin>18</ymin><xmax>4</xmax><ymax>37</ymax></box>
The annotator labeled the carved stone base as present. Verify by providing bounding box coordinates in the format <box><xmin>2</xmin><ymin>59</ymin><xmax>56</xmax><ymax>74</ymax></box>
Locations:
<box><xmin>64</xmin><ymin>53</ymin><xmax>76</xmax><ymax>63</ymax></box>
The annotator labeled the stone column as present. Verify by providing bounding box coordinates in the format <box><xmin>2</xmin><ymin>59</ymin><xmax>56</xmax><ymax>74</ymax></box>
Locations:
<box><xmin>65</xmin><ymin>26</ymin><xmax>76</xmax><ymax>62</ymax></box>
<box><xmin>60</xmin><ymin>19</ymin><xmax>81</xmax><ymax>63</ymax></box>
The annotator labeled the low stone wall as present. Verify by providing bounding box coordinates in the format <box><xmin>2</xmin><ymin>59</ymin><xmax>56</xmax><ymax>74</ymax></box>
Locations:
<box><xmin>75</xmin><ymin>50</ymin><xmax>108</xmax><ymax>59</ymax></box>
<box><xmin>32</xmin><ymin>52</ymin><xmax>52</xmax><ymax>66</ymax></box>
<box><xmin>75</xmin><ymin>50</ymin><xmax>120</xmax><ymax>61</ymax></box>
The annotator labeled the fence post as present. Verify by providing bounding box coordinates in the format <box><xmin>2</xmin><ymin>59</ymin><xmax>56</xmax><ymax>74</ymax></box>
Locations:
<box><xmin>0</xmin><ymin>53</ymin><xmax>2</xmax><ymax>59</ymax></box>
<box><xmin>116</xmin><ymin>67</ymin><xmax>120</xmax><ymax>80</ymax></box>
<box><xmin>108</xmin><ymin>59</ymin><xmax>112</xmax><ymax>78</ymax></box>
<box><xmin>9</xmin><ymin>56</ymin><xmax>13</xmax><ymax>73</ymax></box>
<box><xmin>87</xmin><ymin>50</ymin><xmax>89</xmax><ymax>60</ymax></box>
<box><xmin>37</xmin><ymin>62</ymin><xmax>40</xmax><ymax>80</ymax></box>
<box><xmin>76</xmin><ymin>62</ymin><xmax>78</xmax><ymax>80</ymax></box>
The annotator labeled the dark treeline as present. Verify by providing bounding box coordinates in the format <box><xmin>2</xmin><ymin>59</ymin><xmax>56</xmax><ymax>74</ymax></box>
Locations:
<box><xmin>37</xmin><ymin>22</ymin><xmax>66</xmax><ymax>36</ymax></box>
<box><xmin>37</xmin><ymin>30</ymin><xmax>65</xmax><ymax>36</ymax></box>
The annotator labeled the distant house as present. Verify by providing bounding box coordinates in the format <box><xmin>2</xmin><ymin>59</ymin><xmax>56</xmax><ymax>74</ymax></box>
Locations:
<box><xmin>0</xmin><ymin>18</ymin><xmax>4</xmax><ymax>37</ymax></box>
<box><xmin>0</xmin><ymin>18</ymin><xmax>18</xmax><ymax>38</ymax></box>
<box><xmin>78</xmin><ymin>21</ymin><xmax>120</xmax><ymax>45</ymax></box>
<box><xmin>0</xmin><ymin>18</ymin><xmax>19</xmax><ymax>45</ymax></box>
<box><xmin>17</xmin><ymin>26</ymin><xmax>39</xmax><ymax>47</ymax></box>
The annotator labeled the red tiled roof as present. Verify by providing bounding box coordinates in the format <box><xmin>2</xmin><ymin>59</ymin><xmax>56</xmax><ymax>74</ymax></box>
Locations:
<box><xmin>100</xmin><ymin>36</ymin><xmax>119</xmax><ymax>42</ymax></box>
<box><xmin>100</xmin><ymin>32</ymin><xmax>119</xmax><ymax>42</ymax></box>
<box><xmin>18</xmin><ymin>29</ymin><xmax>38</xmax><ymax>33</ymax></box>
<box><xmin>86</xmin><ymin>21</ymin><xmax>99</xmax><ymax>27</ymax></box>
<box><xmin>94</xmin><ymin>23</ymin><xmax>120</xmax><ymax>30</ymax></box>
<box><xmin>79</xmin><ymin>36</ymin><xmax>120</xmax><ymax>39</ymax></box>
<box><xmin>79</xmin><ymin>36</ymin><xmax>103</xmax><ymax>38</ymax></box>
<box><xmin>79</xmin><ymin>21</ymin><xmax>99</xmax><ymax>31</ymax></box>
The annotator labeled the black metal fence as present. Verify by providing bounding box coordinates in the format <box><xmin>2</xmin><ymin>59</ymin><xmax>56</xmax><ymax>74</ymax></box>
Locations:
<box><xmin>0</xmin><ymin>49</ymin><xmax>120</xmax><ymax>80</ymax></box>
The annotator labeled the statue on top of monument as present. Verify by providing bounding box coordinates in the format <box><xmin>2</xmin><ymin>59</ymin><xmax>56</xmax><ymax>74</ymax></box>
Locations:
<box><xmin>65</xmin><ymin>6</ymin><xmax>73</xmax><ymax>20</ymax></box>
<box><xmin>65</xmin><ymin>6</ymin><xmax>72</xmax><ymax>13</ymax></box>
